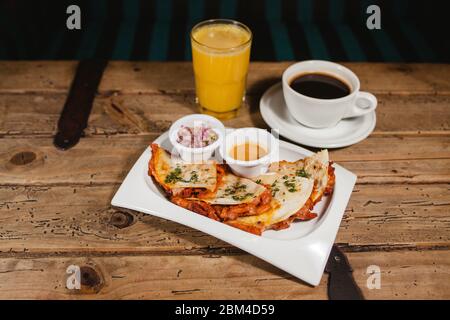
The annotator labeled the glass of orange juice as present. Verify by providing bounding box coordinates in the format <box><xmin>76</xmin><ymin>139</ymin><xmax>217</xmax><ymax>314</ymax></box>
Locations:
<box><xmin>191</xmin><ymin>19</ymin><xmax>252</xmax><ymax>119</ymax></box>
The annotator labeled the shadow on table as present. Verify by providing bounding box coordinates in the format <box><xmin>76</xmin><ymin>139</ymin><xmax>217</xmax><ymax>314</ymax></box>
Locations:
<box><xmin>244</xmin><ymin>76</ymin><xmax>279</xmax><ymax>129</ymax></box>
<box><xmin>138</xmin><ymin>214</ymin><xmax>315</xmax><ymax>289</ymax></box>
<box><xmin>151</xmin><ymin>75</ymin><xmax>282</xmax><ymax>130</ymax></box>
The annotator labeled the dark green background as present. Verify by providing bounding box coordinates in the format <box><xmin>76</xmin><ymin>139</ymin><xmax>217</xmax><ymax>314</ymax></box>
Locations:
<box><xmin>0</xmin><ymin>0</ymin><xmax>448</xmax><ymax>62</ymax></box>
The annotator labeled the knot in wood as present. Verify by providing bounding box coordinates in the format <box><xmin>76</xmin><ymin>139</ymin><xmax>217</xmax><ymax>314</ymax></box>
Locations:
<box><xmin>80</xmin><ymin>266</ymin><xmax>103</xmax><ymax>290</ymax></box>
<box><xmin>10</xmin><ymin>151</ymin><xmax>36</xmax><ymax>165</ymax></box>
<box><xmin>110</xmin><ymin>211</ymin><xmax>134</xmax><ymax>229</ymax></box>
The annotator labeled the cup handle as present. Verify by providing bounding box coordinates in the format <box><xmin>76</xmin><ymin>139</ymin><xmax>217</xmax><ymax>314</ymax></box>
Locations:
<box><xmin>343</xmin><ymin>91</ymin><xmax>377</xmax><ymax>118</ymax></box>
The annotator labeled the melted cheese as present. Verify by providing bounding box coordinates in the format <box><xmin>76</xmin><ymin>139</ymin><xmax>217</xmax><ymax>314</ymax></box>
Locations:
<box><xmin>151</xmin><ymin>144</ymin><xmax>217</xmax><ymax>191</ymax></box>
<box><xmin>227</xmin><ymin>172</ymin><xmax>315</xmax><ymax>229</ymax></box>
<box><xmin>269</xmin><ymin>150</ymin><xmax>329</xmax><ymax>203</ymax></box>
<box><xmin>233</xmin><ymin>209</ymin><xmax>275</xmax><ymax>227</ymax></box>
<box><xmin>230</xmin><ymin>150</ymin><xmax>330</xmax><ymax>229</ymax></box>
<box><xmin>200</xmin><ymin>173</ymin><xmax>267</xmax><ymax>205</ymax></box>
<box><xmin>304</xmin><ymin>150</ymin><xmax>329</xmax><ymax>200</ymax></box>
<box><xmin>254</xmin><ymin>173</ymin><xmax>314</xmax><ymax>224</ymax></box>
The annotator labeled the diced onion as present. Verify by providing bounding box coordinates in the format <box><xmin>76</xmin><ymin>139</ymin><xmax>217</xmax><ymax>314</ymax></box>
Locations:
<box><xmin>177</xmin><ymin>124</ymin><xmax>218</xmax><ymax>148</ymax></box>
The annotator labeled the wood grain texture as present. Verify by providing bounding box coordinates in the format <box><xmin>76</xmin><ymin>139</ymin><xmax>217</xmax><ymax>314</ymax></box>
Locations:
<box><xmin>0</xmin><ymin>250</ymin><xmax>448</xmax><ymax>299</ymax></box>
<box><xmin>0</xmin><ymin>93</ymin><xmax>449</xmax><ymax>137</ymax></box>
<box><xmin>1</xmin><ymin>62</ymin><xmax>450</xmax><ymax>95</ymax></box>
<box><xmin>1</xmin><ymin>136</ymin><xmax>449</xmax><ymax>185</ymax></box>
<box><xmin>0</xmin><ymin>184</ymin><xmax>448</xmax><ymax>253</ymax></box>
<box><xmin>0</xmin><ymin>61</ymin><xmax>78</xmax><ymax>93</ymax></box>
<box><xmin>0</xmin><ymin>61</ymin><xmax>449</xmax><ymax>299</ymax></box>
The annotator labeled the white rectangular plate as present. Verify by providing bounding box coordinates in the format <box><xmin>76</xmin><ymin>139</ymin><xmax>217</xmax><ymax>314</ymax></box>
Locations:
<box><xmin>111</xmin><ymin>131</ymin><xmax>356</xmax><ymax>286</ymax></box>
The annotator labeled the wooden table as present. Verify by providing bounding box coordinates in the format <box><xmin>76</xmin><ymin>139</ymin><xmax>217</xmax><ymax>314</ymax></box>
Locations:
<box><xmin>0</xmin><ymin>61</ymin><xmax>449</xmax><ymax>299</ymax></box>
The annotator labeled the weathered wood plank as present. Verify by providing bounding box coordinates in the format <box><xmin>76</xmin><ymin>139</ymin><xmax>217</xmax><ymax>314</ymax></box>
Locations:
<box><xmin>0</xmin><ymin>93</ymin><xmax>449</xmax><ymax>137</ymax></box>
<box><xmin>1</xmin><ymin>136</ymin><xmax>449</xmax><ymax>186</ymax></box>
<box><xmin>349</xmin><ymin>250</ymin><xmax>450</xmax><ymax>299</ymax></box>
<box><xmin>0</xmin><ymin>250</ymin><xmax>448</xmax><ymax>299</ymax></box>
<box><xmin>1</xmin><ymin>62</ymin><xmax>450</xmax><ymax>95</ymax></box>
<box><xmin>0</xmin><ymin>61</ymin><xmax>78</xmax><ymax>93</ymax></box>
<box><xmin>29</xmin><ymin>60</ymin><xmax>450</xmax><ymax>95</ymax></box>
<box><xmin>0</xmin><ymin>184</ymin><xmax>448</xmax><ymax>253</ymax></box>
<box><xmin>0</xmin><ymin>61</ymin><xmax>449</xmax><ymax>299</ymax></box>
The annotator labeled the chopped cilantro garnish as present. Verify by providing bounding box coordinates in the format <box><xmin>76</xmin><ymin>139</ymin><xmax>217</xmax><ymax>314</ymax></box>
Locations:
<box><xmin>190</xmin><ymin>171</ymin><xmax>198</xmax><ymax>182</ymax></box>
<box><xmin>270</xmin><ymin>180</ymin><xmax>280</xmax><ymax>197</ymax></box>
<box><xmin>296</xmin><ymin>168</ymin><xmax>310</xmax><ymax>178</ymax></box>
<box><xmin>164</xmin><ymin>167</ymin><xmax>182</xmax><ymax>183</ymax></box>
<box><xmin>232</xmin><ymin>192</ymin><xmax>254</xmax><ymax>201</ymax></box>
<box><xmin>165</xmin><ymin>167</ymin><xmax>199</xmax><ymax>184</ymax></box>
<box><xmin>283</xmin><ymin>179</ymin><xmax>297</xmax><ymax>192</ymax></box>
<box><xmin>271</xmin><ymin>187</ymin><xmax>280</xmax><ymax>197</ymax></box>
<box><xmin>224</xmin><ymin>182</ymin><xmax>247</xmax><ymax>196</ymax></box>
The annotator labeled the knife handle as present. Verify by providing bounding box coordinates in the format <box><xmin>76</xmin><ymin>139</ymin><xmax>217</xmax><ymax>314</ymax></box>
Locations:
<box><xmin>54</xmin><ymin>59</ymin><xmax>108</xmax><ymax>150</ymax></box>
<box><xmin>328</xmin><ymin>271</ymin><xmax>364</xmax><ymax>300</ymax></box>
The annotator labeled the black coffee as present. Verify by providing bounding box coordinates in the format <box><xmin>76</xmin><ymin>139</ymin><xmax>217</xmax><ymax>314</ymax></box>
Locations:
<box><xmin>289</xmin><ymin>73</ymin><xmax>351</xmax><ymax>99</ymax></box>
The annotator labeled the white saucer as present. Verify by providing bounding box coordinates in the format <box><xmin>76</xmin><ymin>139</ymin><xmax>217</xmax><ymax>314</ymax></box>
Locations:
<box><xmin>260</xmin><ymin>83</ymin><xmax>376</xmax><ymax>148</ymax></box>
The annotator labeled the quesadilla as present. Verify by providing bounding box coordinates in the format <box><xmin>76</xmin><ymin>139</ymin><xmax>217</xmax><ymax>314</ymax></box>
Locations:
<box><xmin>224</xmin><ymin>151</ymin><xmax>336</xmax><ymax>235</ymax></box>
<box><xmin>149</xmin><ymin>144</ymin><xmax>273</xmax><ymax>221</ymax></box>
<box><xmin>149</xmin><ymin>144</ymin><xmax>221</xmax><ymax>197</ymax></box>
<box><xmin>199</xmin><ymin>173</ymin><xmax>267</xmax><ymax>205</ymax></box>
<box><xmin>269</xmin><ymin>150</ymin><xmax>335</xmax><ymax>204</ymax></box>
<box><xmin>226</xmin><ymin>172</ymin><xmax>315</xmax><ymax>235</ymax></box>
<box><xmin>179</xmin><ymin>169</ymin><xmax>274</xmax><ymax>222</ymax></box>
<box><xmin>148</xmin><ymin>144</ymin><xmax>335</xmax><ymax>236</ymax></box>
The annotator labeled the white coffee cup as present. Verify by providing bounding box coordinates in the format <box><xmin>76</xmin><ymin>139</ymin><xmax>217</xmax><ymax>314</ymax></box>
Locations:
<box><xmin>282</xmin><ymin>60</ymin><xmax>377</xmax><ymax>128</ymax></box>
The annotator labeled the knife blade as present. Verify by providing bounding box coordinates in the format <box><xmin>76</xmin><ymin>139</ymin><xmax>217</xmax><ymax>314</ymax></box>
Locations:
<box><xmin>325</xmin><ymin>244</ymin><xmax>364</xmax><ymax>300</ymax></box>
<box><xmin>54</xmin><ymin>59</ymin><xmax>108</xmax><ymax>150</ymax></box>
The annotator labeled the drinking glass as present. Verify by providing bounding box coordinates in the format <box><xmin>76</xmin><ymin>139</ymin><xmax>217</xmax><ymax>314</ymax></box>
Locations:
<box><xmin>191</xmin><ymin>19</ymin><xmax>252</xmax><ymax>119</ymax></box>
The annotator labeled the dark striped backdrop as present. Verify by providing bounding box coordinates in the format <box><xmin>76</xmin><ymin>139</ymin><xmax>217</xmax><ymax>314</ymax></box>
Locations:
<box><xmin>0</xmin><ymin>0</ymin><xmax>448</xmax><ymax>62</ymax></box>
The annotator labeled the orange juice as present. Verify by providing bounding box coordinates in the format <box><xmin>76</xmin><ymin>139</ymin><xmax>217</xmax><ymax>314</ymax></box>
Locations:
<box><xmin>191</xmin><ymin>20</ymin><xmax>252</xmax><ymax>117</ymax></box>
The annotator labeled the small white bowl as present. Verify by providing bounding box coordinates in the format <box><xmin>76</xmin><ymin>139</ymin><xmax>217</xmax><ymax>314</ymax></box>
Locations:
<box><xmin>169</xmin><ymin>114</ymin><xmax>225</xmax><ymax>163</ymax></box>
<box><xmin>220</xmin><ymin>128</ymin><xmax>279</xmax><ymax>178</ymax></box>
